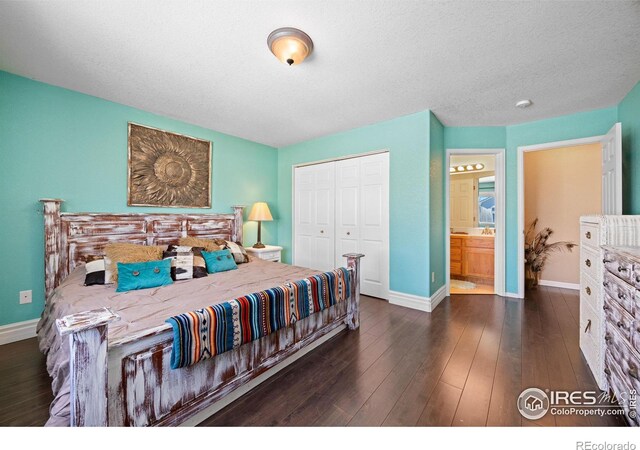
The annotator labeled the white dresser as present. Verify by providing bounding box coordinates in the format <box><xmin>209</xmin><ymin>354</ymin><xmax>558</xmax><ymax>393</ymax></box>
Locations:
<box><xmin>579</xmin><ymin>215</ymin><xmax>640</xmax><ymax>390</ymax></box>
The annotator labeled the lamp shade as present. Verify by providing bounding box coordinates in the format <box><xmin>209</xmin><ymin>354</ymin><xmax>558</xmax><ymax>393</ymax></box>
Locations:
<box><xmin>248</xmin><ymin>202</ymin><xmax>273</xmax><ymax>221</ymax></box>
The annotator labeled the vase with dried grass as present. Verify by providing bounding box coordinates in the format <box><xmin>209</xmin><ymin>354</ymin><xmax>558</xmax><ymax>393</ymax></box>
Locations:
<box><xmin>524</xmin><ymin>218</ymin><xmax>577</xmax><ymax>289</ymax></box>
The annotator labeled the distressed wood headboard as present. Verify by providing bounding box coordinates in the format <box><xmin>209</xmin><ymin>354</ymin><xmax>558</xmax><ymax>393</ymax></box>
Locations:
<box><xmin>40</xmin><ymin>199</ymin><xmax>244</xmax><ymax>300</ymax></box>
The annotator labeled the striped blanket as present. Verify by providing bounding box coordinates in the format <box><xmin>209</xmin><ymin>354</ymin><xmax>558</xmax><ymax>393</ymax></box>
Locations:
<box><xmin>166</xmin><ymin>267</ymin><xmax>350</xmax><ymax>369</ymax></box>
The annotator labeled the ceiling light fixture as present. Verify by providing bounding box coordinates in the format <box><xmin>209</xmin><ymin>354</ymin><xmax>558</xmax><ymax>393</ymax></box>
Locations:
<box><xmin>516</xmin><ymin>99</ymin><xmax>533</xmax><ymax>109</ymax></box>
<box><xmin>267</xmin><ymin>27</ymin><xmax>314</xmax><ymax>66</ymax></box>
<box><xmin>450</xmin><ymin>163</ymin><xmax>485</xmax><ymax>174</ymax></box>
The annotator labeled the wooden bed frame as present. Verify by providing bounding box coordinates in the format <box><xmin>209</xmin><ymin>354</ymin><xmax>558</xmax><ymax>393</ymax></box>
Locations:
<box><xmin>40</xmin><ymin>199</ymin><xmax>363</xmax><ymax>426</ymax></box>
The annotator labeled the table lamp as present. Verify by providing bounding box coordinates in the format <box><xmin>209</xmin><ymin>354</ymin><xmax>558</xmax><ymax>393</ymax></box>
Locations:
<box><xmin>248</xmin><ymin>202</ymin><xmax>273</xmax><ymax>248</ymax></box>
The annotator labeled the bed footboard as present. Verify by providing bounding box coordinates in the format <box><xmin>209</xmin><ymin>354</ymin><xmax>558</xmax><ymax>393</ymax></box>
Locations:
<box><xmin>56</xmin><ymin>307</ymin><xmax>120</xmax><ymax>426</ymax></box>
<box><xmin>344</xmin><ymin>253</ymin><xmax>364</xmax><ymax>330</ymax></box>
<box><xmin>56</xmin><ymin>254</ymin><xmax>363</xmax><ymax>427</ymax></box>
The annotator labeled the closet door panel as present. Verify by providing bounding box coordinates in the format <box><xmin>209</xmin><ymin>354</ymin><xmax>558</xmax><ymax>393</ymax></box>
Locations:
<box><xmin>335</xmin><ymin>158</ymin><xmax>360</xmax><ymax>268</ymax></box>
<box><xmin>359</xmin><ymin>153</ymin><xmax>389</xmax><ymax>299</ymax></box>
<box><xmin>294</xmin><ymin>162</ymin><xmax>335</xmax><ymax>272</ymax></box>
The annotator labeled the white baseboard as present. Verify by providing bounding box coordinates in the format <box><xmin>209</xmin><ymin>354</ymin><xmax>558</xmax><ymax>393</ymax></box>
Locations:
<box><xmin>0</xmin><ymin>318</ymin><xmax>39</xmax><ymax>345</ymax></box>
<box><xmin>538</xmin><ymin>279</ymin><xmax>580</xmax><ymax>290</ymax></box>
<box><xmin>429</xmin><ymin>285</ymin><xmax>447</xmax><ymax>311</ymax></box>
<box><xmin>504</xmin><ymin>292</ymin><xmax>524</xmax><ymax>299</ymax></box>
<box><xmin>389</xmin><ymin>285</ymin><xmax>447</xmax><ymax>313</ymax></box>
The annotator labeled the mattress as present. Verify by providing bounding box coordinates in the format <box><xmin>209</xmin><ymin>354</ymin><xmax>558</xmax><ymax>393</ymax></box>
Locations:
<box><xmin>36</xmin><ymin>258</ymin><xmax>323</xmax><ymax>426</ymax></box>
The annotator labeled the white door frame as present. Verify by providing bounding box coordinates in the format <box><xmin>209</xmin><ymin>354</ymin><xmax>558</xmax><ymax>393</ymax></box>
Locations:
<box><xmin>291</xmin><ymin>149</ymin><xmax>390</xmax><ymax>299</ymax></box>
<box><xmin>516</xmin><ymin>135</ymin><xmax>604</xmax><ymax>298</ymax></box>
<box><xmin>445</xmin><ymin>148</ymin><xmax>506</xmax><ymax>297</ymax></box>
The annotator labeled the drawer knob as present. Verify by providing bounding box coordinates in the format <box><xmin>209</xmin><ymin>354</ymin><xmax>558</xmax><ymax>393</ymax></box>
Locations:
<box><xmin>604</xmin><ymin>368</ymin><xmax>612</xmax><ymax>376</ymax></box>
<box><xmin>603</xmin><ymin>281</ymin><xmax>610</xmax><ymax>287</ymax></box>
<box><xmin>618</xmin><ymin>292</ymin><xmax>627</xmax><ymax>300</ymax></box>
<box><xmin>584</xmin><ymin>319</ymin><xmax>592</xmax><ymax>333</ymax></box>
<box><xmin>636</xmin><ymin>276</ymin><xmax>640</xmax><ymax>284</ymax></box>
<box><xmin>347</xmin><ymin>232</ymin><xmax>351</xmax><ymax>235</ymax></box>
<box><xmin>617</xmin><ymin>321</ymin><xmax>627</xmax><ymax>330</ymax></box>
<box><xmin>629</xmin><ymin>366</ymin><xmax>639</xmax><ymax>381</ymax></box>
<box><xmin>605</xmin><ymin>333</ymin><xmax>612</xmax><ymax>342</ymax></box>
<box><xmin>618</xmin><ymin>266</ymin><xmax>628</xmax><ymax>273</ymax></box>
<box><xmin>585</xmin><ymin>287</ymin><xmax>591</xmax><ymax>296</ymax></box>
<box><xmin>585</xmin><ymin>259</ymin><xmax>591</xmax><ymax>267</ymax></box>
<box><xmin>603</xmin><ymin>304</ymin><xmax>610</xmax><ymax>311</ymax></box>
<box><xmin>603</xmin><ymin>258</ymin><xmax>613</xmax><ymax>264</ymax></box>
<box><xmin>585</xmin><ymin>231</ymin><xmax>591</xmax><ymax>239</ymax></box>
<box><xmin>320</xmin><ymin>230</ymin><xmax>324</xmax><ymax>234</ymax></box>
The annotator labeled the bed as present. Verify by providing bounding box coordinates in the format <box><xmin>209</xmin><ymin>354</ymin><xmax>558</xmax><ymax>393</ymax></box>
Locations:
<box><xmin>36</xmin><ymin>199</ymin><xmax>363</xmax><ymax>426</ymax></box>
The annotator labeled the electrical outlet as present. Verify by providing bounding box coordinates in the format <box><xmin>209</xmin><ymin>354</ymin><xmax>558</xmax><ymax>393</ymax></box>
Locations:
<box><xmin>431</xmin><ymin>272</ymin><xmax>435</xmax><ymax>283</ymax></box>
<box><xmin>19</xmin><ymin>290</ymin><xmax>32</xmax><ymax>304</ymax></box>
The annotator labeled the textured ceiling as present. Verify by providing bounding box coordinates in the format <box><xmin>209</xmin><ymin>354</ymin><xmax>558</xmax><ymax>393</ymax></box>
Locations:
<box><xmin>1</xmin><ymin>1</ymin><xmax>639</xmax><ymax>147</ymax></box>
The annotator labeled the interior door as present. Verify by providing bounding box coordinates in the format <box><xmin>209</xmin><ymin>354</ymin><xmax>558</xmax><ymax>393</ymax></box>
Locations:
<box><xmin>450</xmin><ymin>178</ymin><xmax>476</xmax><ymax>228</ymax></box>
<box><xmin>358</xmin><ymin>153</ymin><xmax>389</xmax><ymax>300</ymax></box>
<box><xmin>294</xmin><ymin>162</ymin><xmax>335</xmax><ymax>271</ymax></box>
<box><xmin>601</xmin><ymin>122</ymin><xmax>622</xmax><ymax>215</ymax></box>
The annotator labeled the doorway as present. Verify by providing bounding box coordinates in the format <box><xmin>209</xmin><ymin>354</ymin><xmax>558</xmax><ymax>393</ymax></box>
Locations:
<box><xmin>445</xmin><ymin>149</ymin><xmax>505</xmax><ymax>297</ymax></box>
<box><xmin>523</xmin><ymin>143</ymin><xmax>602</xmax><ymax>290</ymax></box>
<box><xmin>516</xmin><ymin>123</ymin><xmax>622</xmax><ymax>297</ymax></box>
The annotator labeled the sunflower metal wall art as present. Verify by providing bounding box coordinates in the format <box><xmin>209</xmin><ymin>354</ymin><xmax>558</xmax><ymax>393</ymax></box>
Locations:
<box><xmin>127</xmin><ymin>123</ymin><xmax>212</xmax><ymax>208</ymax></box>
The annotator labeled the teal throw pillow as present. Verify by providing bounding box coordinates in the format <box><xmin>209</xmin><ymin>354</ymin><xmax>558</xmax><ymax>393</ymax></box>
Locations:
<box><xmin>202</xmin><ymin>249</ymin><xmax>238</xmax><ymax>274</ymax></box>
<box><xmin>116</xmin><ymin>259</ymin><xmax>173</xmax><ymax>292</ymax></box>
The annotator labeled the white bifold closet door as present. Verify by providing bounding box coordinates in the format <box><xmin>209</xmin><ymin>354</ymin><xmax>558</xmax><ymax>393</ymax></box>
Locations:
<box><xmin>294</xmin><ymin>162</ymin><xmax>336</xmax><ymax>272</ymax></box>
<box><xmin>294</xmin><ymin>152</ymin><xmax>389</xmax><ymax>300</ymax></box>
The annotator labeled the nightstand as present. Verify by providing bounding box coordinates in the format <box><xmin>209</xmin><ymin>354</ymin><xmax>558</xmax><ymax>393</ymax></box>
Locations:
<box><xmin>245</xmin><ymin>245</ymin><xmax>283</xmax><ymax>262</ymax></box>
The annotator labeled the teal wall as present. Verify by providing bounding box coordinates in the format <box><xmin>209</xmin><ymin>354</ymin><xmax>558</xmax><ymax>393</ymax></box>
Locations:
<box><xmin>277</xmin><ymin>111</ymin><xmax>432</xmax><ymax>298</ymax></box>
<box><xmin>444</xmin><ymin>110</ymin><xmax>618</xmax><ymax>295</ymax></box>
<box><xmin>444</xmin><ymin>126</ymin><xmax>506</xmax><ymax>150</ymax></box>
<box><xmin>0</xmin><ymin>71</ymin><xmax>277</xmax><ymax>326</ymax></box>
<box><xmin>619</xmin><ymin>80</ymin><xmax>640</xmax><ymax>213</ymax></box>
<box><xmin>429</xmin><ymin>112</ymin><xmax>445</xmax><ymax>294</ymax></box>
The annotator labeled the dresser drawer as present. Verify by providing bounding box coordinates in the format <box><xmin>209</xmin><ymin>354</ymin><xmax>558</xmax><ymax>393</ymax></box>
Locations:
<box><xmin>603</xmin><ymin>271</ymin><xmax>637</xmax><ymax>317</ymax></box>
<box><xmin>450</xmin><ymin>247</ymin><xmax>462</xmax><ymax>262</ymax></box>
<box><xmin>580</xmin><ymin>246</ymin><xmax>600</xmax><ymax>281</ymax></box>
<box><xmin>603</xmin><ymin>249</ymin><xmax>634</xmax><ymax>284</ymax></box>
<box><xmin>580</xmin><ymin>273</ymin><xmax>599</xmax><ymax>312</ymax></box>
<box><xmin>604</xmin><ymin>300</ymin><xmax>636</xmax><ymax>349</ymax></box>
<box><xmin>580</xmin><ymin>222</ymin><xmax>600</xmax><ymax>249</ymax></box>
<box><xmin>581</xmin><ymin>329</ymin><xmax>600</xmax><ymax>377</ymax></box>
<box><xmin>632</xmin><ymin>266</ymin><xmax>640</xmax><ymax>291</ymax></box>
<box><xmin>580</xmin><ymin>300</ymin><xmax>601</xmax><ymax>348</ymax></box>
<box><xmin>261</xmin><ymin>251</ymin><xmax>280</xmax><ymax>261</ymax></box>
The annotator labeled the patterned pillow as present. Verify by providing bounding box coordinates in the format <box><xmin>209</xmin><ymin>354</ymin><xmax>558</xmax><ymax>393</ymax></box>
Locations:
<box><xmin>163</xmin><ymin>245</ymin><xmax>208</xmax><ymax>280</ymax></box>
<box><xmin>84</xmin><ymin>259</ymin><xmax>106</xmax><ymax>286</ymax></box>
<box><xmin>221</xmin><ymin>240</ymin><xmax>250</xmax><ymax>264</ymax></box>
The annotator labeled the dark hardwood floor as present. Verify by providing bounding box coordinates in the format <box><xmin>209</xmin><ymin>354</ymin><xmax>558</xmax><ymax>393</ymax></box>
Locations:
<box><xmin>0</xmin><ymin>287</ymin><xmax>626</xmax><ymax>426</ymax></box>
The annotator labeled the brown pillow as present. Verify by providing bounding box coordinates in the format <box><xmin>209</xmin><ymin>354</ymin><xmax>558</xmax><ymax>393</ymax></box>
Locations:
<box><xmin>178</xmin><ymin>236</ymin><xmax>223</xmax><ymax>252</ymax></box>
<box><xmin>104</xmin><ymin>243</ymin><xmax>163</xmax><ymax>283</ymax></box>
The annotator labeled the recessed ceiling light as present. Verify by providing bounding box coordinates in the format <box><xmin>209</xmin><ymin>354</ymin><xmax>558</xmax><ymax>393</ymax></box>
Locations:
<box><xmin>516</xmin><ymin>99</ymin><xmax>533</xmax><ymax>109</ymax></box>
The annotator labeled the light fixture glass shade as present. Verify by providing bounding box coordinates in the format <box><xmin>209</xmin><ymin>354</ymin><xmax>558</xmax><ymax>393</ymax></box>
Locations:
<box><xmin>248</xmin><ymin>202</ymin><xmax>273</xmax><ymax>221</ymax></box>
<box><xmin>268</xmin><ymin>27</ymin><xmax>313</xmax><ymax>66</ymax></box>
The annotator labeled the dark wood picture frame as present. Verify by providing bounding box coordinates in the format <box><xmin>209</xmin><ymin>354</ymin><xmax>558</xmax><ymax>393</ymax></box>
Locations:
<box><xmin>127</xmin><ymin>123</ymin><xmax>212</xmax><ymax>208</ymax></box>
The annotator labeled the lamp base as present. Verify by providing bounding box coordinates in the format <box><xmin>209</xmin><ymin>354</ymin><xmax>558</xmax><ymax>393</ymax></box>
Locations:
<box><xmin>252</xmin><ymin>242</ymin><xmax>265</xmax><ymax>249</ymax></box>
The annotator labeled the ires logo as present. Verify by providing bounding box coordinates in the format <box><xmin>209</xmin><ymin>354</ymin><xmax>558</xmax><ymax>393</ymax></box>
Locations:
<box><xmin>517</xmin><ymin>388</ymin><xmax>634</xmax><ymax>420</ymax></box>
<box><xmin>549</xmin><ymin>390</ymin><xmax>599</xmax><ymax>405</ymax></box>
